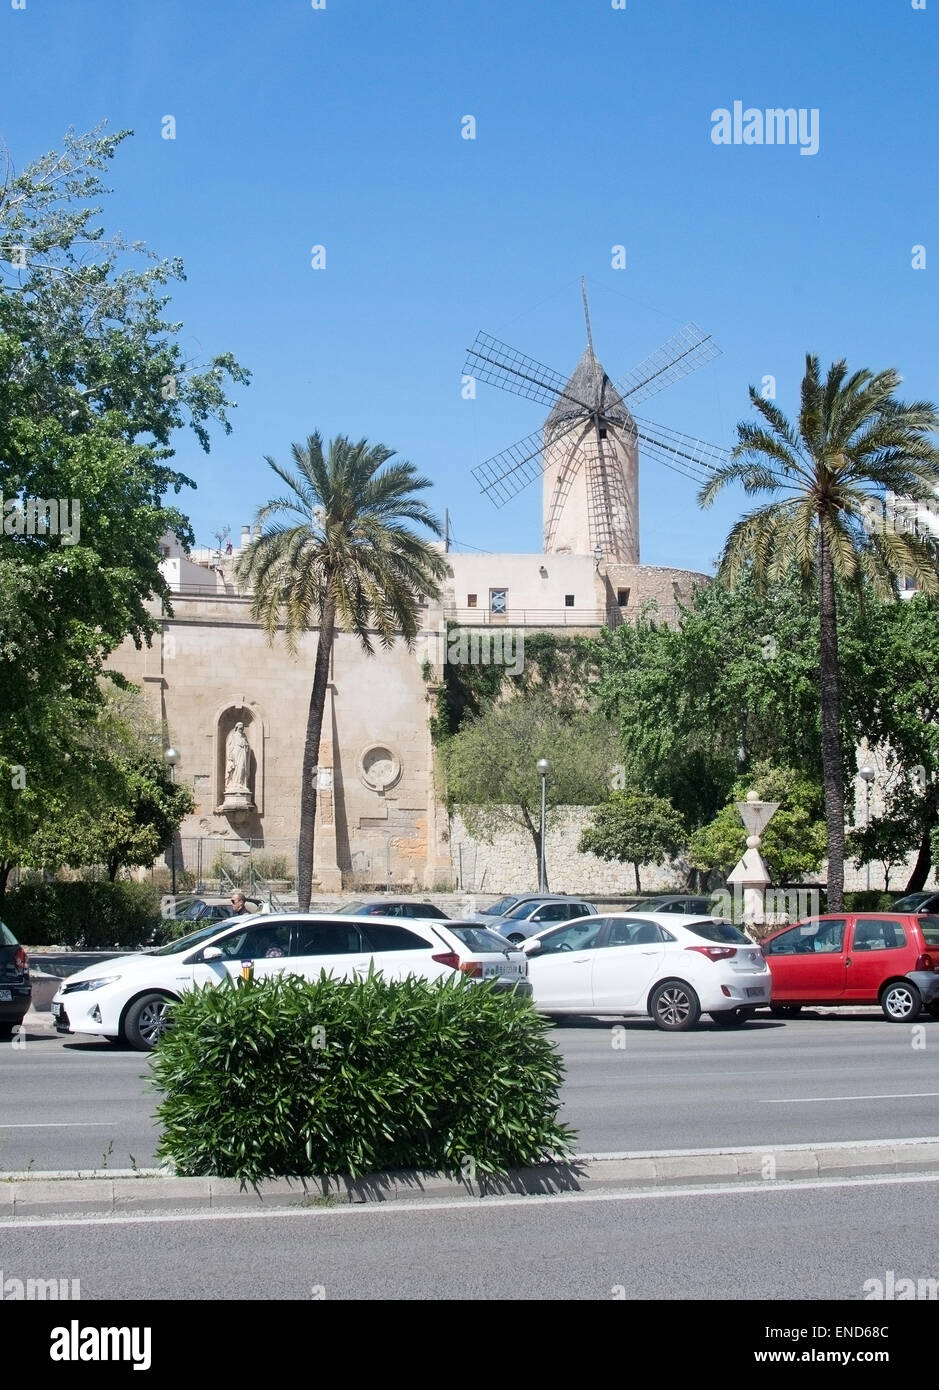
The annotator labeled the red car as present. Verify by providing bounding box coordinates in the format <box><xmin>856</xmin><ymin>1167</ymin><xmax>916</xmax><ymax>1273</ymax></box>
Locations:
<box><xmin>762</xmin><ymin>913</ymin><xmax>939</xmax><ymax>1022</ymax></box>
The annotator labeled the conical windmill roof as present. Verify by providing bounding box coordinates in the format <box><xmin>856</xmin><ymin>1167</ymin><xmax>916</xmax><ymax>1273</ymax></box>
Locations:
<box><xmin>545</xmin><ymin>348</ymin><xmax>635</xmax><ymax>433</ymax></box>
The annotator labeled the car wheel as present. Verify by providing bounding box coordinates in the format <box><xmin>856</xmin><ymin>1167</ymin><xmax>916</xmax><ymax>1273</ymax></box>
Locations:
<box><xmin>710</xmin><ymin>1008</ymin><xmax>751</xmax><ymax>1027</ymax></box>
<box><xmin>650</xmin><ymin>981</ymin><xmax>701</xmax><ymax>1032</ymax></box>
<box><xmin>769</xmin><ymin>1004</ymin><xmax>802</xmax><ymax>1017</ymax></box>
<box><xmin>122</xmin><ymin>993</ymin><xmax>174</xmax><ymax>1051</ymax></box>
<box><xmin>0</xmin><ymin>1022</ymin><xmax>14</xmax><ymax>1039</ymax></box>
<box><xmin>881</xmin><ymin>980</ymin><xmax>922</xmax><ymax>1023</ymax></box>
<box><xmin>506</xmin><ymin>933</ymin><xmax>527</xmax><ymax>945</ymax></box>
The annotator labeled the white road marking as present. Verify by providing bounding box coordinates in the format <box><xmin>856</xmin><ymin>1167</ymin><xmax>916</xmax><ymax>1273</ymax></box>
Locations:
<box><xmin>4</xmin><ymin>1169</ymin><xmax>939</xmax><ymax>1230</ymax></box>
<box><xmin>0</xmin><ymin>1122</ymin><xmax>116</xmax><ymax>1129</ymax></box>
<box><xmin>764</xmin><ymin>1092</ymin><xmax>939</xmax><ymax>1103</ymax></box>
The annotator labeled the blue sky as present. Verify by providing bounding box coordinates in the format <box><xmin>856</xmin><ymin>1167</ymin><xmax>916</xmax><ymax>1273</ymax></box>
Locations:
<box><xmin>2</xmin><ymin>0</ymin><xmax>936</xmax><ymax>571</ymax></box>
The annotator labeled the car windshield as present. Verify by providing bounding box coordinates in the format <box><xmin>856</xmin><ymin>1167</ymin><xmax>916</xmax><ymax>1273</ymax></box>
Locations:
<box><xmin>447</xmin><ymin>926</ymin><xmax>515</xmax><ymax>953</ymax></box>
<box><xmin>481</xmin><ymin>896</ymin><xmax>520</xmax><ymax>916</ymax></box>
<box><xmin>920</xmin><ymin>916</ymin><xmax>939</xmax><ymax>946</ymax></box>
<box><xmin>0</xmin><ymin>919</ymin><xmax>18</xmax><ymax>947</ymax></box>
<box><xmin>685</xmin><ymin>920</ymin><xmax>752</xmax><ymax>945</ymax></box>
<box><xmin>176</xmin><ymin>899</ymin><xmax>210</xmax><ymax>920</ymax></box>
<box><xmin>893</xmin><ymin>894</ymin><xmax>931</xmax><ymax>911</ymax></box>
<box><xmin>506</xmin><ymin>899</ymin><xmax>550</xmax><ymax>920</ymax></box>
<box><xmin>150</xmin><ymin>922</ymin><xmax>232</xmax><ymax>956</ymax></box>
<box><xmin>333</xmin><ymin>902</ymin><xmax>367</xmax><ymax>916</ymax></box>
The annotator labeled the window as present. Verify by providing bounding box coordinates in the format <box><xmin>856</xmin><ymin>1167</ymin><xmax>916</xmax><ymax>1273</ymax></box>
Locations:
<box><xmin>490</xmin><ymin>588</ymin><xmax>507</xmax><ymax>615</ymax></box>
<box><xmin>564</xmin><ymin>594</ymin><xmax>575</xmax><ymax>608</ymax></box>
<box><xmin>617</xmin><ymin>588</ymin><xmax>630</xmax><ymax>607</ymax></box>
<box><xmin>529</xmin><ymin>903</ymin><xmax>571</xmax><ymax>924</ymax></box>
<box><xmin>535</xmin><ymin>920</ymin><xmax>605</xmax><ymax>954</ymax></box>
<box><xmin>212</xmin><ymin>923</ymin><xmax>292</xmax><ymax>960</ymax></box>
<box><xmin>448</xmin><ymin>926</ymin><xmax>513</xmax><ymax>953</ymax></box>
<box><xmin>920</xmin><ymin>916</ymin><xmax>939</xmax><ymax>946</ymax></box>
<box><xmin>851</xmin><ymin>919</ymin><xmax>907</xmax><ymax>951</ymax></box>
<box><xmin>604</xmin><ymin>918</ymin><xmax>667</xmax><ymax>947</ymax></box>
<box><xmin>402</xmin><ymin>903</ymin><xmax>448</xmax><ymax>919</ymax></box>
<box><xmin>360</xmin><ymin>924</ymin><xmax>429</xmax><ymax>952</ymax></box>
<box><xmin>599</xmin><ymin>428</ymin><xmax>607</xmax><ymax>439</ymax></box>
<box><xmin>467</xmin><ymin>594</ymin><xmax>477</xmax><ymax>607</ymax></box>
<box><xmin>764</xmin><ymin>919</ymin><xmax>846</xmax><ymax>955</ymax></box>
<box><xmin>290</xmin><ymin>921</ymin><xmax>364</xmax><ymax>956</ymax></box>
<box><xmin>684</xmin><ymin>920</ymin><xmax>753</xmax><ymax>945</ymax></box>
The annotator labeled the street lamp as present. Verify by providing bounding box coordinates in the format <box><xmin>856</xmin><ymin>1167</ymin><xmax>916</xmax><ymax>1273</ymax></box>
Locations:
<box><xmin>164</xmin><ymin>747</ymin><xmax>180</xmax><ymax>895</ymax></box>
<box><xmin>536</xmin><ymin>758</ymin><xmax>550</xmax><ymax>892</ymax></box>
<box><xmin>859</xmin><ymin>765</ymin><xmax>875</xmax><ymax>891</ymax></box>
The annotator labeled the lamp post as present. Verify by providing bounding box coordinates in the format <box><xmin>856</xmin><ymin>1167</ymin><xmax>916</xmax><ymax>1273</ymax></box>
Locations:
<box><xmin>859</xmin><ymin>765</ymin><xmax>875</xmax><ymax>891</ymax></box>
<box><xmin>536</xmin><ymin>758</ymin><xmax>550</xmax><ymax>892</ymax></box>
<box><xmin>164</xmin><ymin>747</ymin><xmax>180</xmax><ymax>895</ymax></box>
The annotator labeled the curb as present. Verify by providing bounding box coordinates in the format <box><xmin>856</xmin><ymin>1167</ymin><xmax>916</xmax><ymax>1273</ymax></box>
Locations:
<box><xmin>4</xmin><ymin>1137</ymin><xmax>939</xmax><ymax>1217</ymax></box>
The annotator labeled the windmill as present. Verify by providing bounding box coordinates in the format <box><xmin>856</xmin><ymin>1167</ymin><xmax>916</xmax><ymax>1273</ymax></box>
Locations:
<box><xmin>465</xmin><ymin>280</ymin><xmax>730</xmax><ymax>564</ymax></box>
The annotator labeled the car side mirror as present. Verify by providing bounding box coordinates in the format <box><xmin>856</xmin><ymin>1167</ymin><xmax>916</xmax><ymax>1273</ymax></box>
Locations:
<box><xmin>202</xmin><ymin>946</ymin><xmax>223</xmax><ymax>962</ymax></box>
<box><xmin>523</xmin><ymin>941</ymin><xmax>542</xmax><ymax>957</ymax></box>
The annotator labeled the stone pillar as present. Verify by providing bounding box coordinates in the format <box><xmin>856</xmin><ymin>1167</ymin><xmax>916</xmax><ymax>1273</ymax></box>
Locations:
<box><xmin>726</xmin><ymin>791</ymin><xmax>780</xmax><ymax>925</ymax></box>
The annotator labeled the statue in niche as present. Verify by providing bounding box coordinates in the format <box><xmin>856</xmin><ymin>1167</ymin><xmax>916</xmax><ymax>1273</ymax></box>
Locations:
<box><xmin>220</xmin><ymin>719</ymin><xmax>255</xmax><ymax>813</ymax></box>
<box><xmin>225</xmin><ymin>722</ymin><xmax>251</xmax><ymax>794</ymax></box>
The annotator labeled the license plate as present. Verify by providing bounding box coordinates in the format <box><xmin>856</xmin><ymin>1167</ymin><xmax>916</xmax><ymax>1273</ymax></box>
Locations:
<box><xmin>0</xmin><ymin>988</ymin><xmax>11</xmax><ymax>1002</ymax></box>
<box><xmin>484</xmin><ymin>963</ymin><xmax>519</xmax><ymax>978</ymax></box>
<box><xmin>746</xmin><ymin>987</ymin><xmax>766</xmax><ymax>998</ymax></box>
<box><xmin>51</xmin><ymin>1001</ymin><xmax>63</xmax><ymax>1017</ymax></box>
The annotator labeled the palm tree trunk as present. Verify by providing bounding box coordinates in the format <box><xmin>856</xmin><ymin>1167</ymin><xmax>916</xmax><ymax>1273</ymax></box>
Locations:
<box><xmin>296</xmin><ymin>596</ymin><xmax>336</xmax><ymax>912</ymax></box>
<box><xmin>818</xmin><ymin>526</ymin><xmax>846</xmax><ymax>912</ymax></box>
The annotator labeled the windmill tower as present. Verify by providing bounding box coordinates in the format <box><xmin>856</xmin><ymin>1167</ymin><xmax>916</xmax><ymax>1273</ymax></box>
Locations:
<box><xmin>465</xmin><ymin>281</ymin><xmax>729</xmax><ymax>562</ymax></box>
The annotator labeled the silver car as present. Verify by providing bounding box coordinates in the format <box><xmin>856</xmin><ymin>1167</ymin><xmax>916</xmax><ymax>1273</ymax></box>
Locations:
<box><xmin>476</xmin><ymin>896</ymin><xmax>597</xmax><ymax>944</ymax></box>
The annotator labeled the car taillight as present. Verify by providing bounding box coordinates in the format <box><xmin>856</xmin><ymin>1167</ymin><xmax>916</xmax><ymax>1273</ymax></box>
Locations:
<box><xmin>13</xmin><ymin>947</ymin><xmax>27</xmax><ymax>971</ymax></box>
<box><xmin>431</xmin><ymin>952</ymin><xmax>460</xmax><ymax>971</ymax></box>
<box><xmin>686</xmin><ymin>945</ymin><xmax>737</xmax><ymax>962</ymax></box>
<box><xmin>915</xmin><ymin>953</ymin><xmax>935</xmax><ymax>972</ymax></box>
<box><xmin>459</xmin><ymin>962</ymin><xmax>483</xmax><ymax>978</ymax></box>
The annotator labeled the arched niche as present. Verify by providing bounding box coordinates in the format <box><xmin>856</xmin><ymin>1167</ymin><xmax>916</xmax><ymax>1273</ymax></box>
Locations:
<box><xmin>213</xmin><ymin>701</ymin><xmax>265</xmax><ymax>818</ymax></box>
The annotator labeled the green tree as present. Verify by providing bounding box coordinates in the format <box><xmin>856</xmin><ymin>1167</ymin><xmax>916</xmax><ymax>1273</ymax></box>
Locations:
<box><xmin>0</xmin><ymin>127</ymin><xmax>246</xmax><ymax>885</ymax></box>
<box><xmin>440</xmin><ymin>692</ymin><xmax>618</xmax><ymax>885</ymax></box>
<box><xmin>236</xmin><ymin>433</ymin><xmax>448</xmax><ymax>910</ymax></box>
<box><xmin>688</xmin><ymin>764</ymin><xmax>827</xmax><ymax>883</ymax></box>
<box><xmin>853</xmin><ymin>595</ymin><xmax>939</xmax><ymax>890</ymax></box>
<box><xmin>699</xmin><ymin>355</ymin><xmax>939</xmax><ymax>910</ymax></box>
<box><xmin>34</xmin><ymin>693</ymin><xmax>194</xmax><ymax>880</ymax></box>
<box><xmin>847</xmin><ymin>806</ymin><xmax>921</xmax><ymax>893</ymax></box>
<box><xmin>578</xmin><ymin>791</ymin><xmax>686</xmax><ymax>893</ymax></box>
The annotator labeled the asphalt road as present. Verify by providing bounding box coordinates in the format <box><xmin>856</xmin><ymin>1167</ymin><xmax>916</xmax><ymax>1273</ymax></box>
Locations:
<box><xmin>2</xmin><ymin>1011</ymin><xmax>938</xmax><ymax>1172</ymax></box>
<box><xmin>1</xmin><ymin>1176</ymin><xmax>936</xmax><ymax>1300</ymax></box>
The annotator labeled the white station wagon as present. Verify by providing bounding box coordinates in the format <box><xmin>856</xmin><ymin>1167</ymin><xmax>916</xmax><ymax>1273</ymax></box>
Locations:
<box><xmin>51</xmin><ymin>914</ymin><xmax>530</xmax><ymax>1050</ymax></box>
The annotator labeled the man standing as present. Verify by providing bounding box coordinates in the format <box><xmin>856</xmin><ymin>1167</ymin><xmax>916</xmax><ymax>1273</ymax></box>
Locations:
<box><xmin>229</xmin><ymin>891</ymin><xmax>250</xmax><ymax>915</ymax></box>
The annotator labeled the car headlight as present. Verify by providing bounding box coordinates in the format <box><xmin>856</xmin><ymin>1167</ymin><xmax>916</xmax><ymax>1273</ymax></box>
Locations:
<box><xmin>63</xmin><ymin>975</ymin><xmax>123</xmax><ymax>994</ymax></box>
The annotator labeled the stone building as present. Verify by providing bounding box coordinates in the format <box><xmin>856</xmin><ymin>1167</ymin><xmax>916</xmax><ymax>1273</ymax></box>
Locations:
<box><xmin>108</xmin><ymin>335</ymin><xmax>715</xmax><ymax>890</ymax></box>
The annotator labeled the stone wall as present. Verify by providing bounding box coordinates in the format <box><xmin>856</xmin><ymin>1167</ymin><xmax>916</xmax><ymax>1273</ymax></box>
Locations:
<box><xmin>449</xmin><ymin>807</ymin><xmax>686</xmax><ymax>895</ymax></box>
<box><xmin>448</xmin><ymin>806</ymin><xmax>937</xmax><ymax>896</ymax></box>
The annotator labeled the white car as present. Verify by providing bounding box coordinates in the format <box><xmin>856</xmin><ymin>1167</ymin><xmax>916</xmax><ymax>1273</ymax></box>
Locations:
<box><xmin>521</xmin><ymin>912</ymin><xmax>771</xmax><ymax>1031</ymax></box>
<box><xmin>51</xmin><ymin>914</ymin><xmax>530</xmax><ymax>1050</ymax></box>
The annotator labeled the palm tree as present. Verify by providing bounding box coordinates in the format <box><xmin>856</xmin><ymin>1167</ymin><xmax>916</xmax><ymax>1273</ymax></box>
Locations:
<box><xmin>699</xmin><ymin>356</ymin><xmax>939</xmax><ymax>911</ymax></box>
<box><xmin>236</xmin><ymin>433</ymin><xmax>449</xmax><ymax>910</ymax></box>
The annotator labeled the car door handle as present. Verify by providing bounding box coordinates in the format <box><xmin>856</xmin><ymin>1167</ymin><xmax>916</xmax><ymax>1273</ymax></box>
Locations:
<box><xmin>845</xmin><ymin>957</ymin><xmax>852</xmax><ymax>966</ymax></box>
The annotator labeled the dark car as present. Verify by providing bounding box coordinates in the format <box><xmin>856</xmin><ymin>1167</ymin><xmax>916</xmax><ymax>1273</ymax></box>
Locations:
<box><xmin>893</xmin><ymin>892</ymin><xmax>939</xmax><ymax>916</ymax></box>
<box><xmin>333</xmin><ymin>899</ymin><xmax>450</xmax><ymax>920</ymax></box>
<box><xmin>171</xmin><ymin>896</ymin><xmax>262</xmax><ymax>924</ymax></box>
<box><xmin>762</xmin><ymin>912</ymin><xmax>939</xmax><ymax>1021</ymax></box>
<box><xmin>0</xmin><ymin>920</ymin><xmax>32</xmax><ymax>1038</ymax></box>
<box><xmin>624</xmin><ymin>895</ymin><xmax>717</xmax><ymax>916</ymax></box>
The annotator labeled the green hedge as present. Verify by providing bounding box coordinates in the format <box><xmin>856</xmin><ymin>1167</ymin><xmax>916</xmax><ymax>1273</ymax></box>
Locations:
<box><xmin>153</xmin><ymin>971</ymin><xmax>575</xmax><ymax>1181</ymax></box>
<box><xmin>2</xmin><ymin>880</ymin><xmax>161</xmax><ymax>948</ymax></box>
